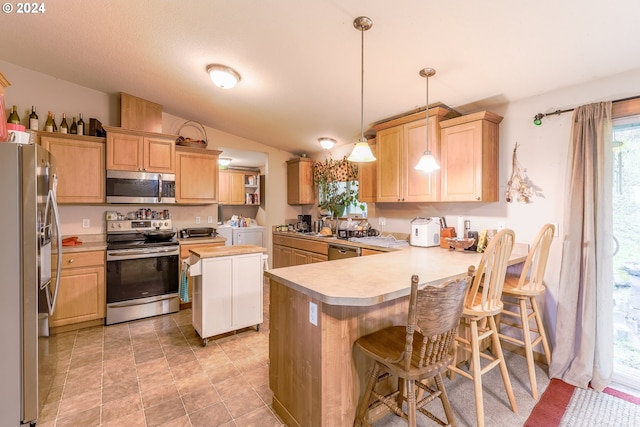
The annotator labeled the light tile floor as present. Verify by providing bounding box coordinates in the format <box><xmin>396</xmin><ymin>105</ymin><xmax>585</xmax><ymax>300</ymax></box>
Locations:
<box><xmin>38</xmin><ymin>282</ymin><xmax>284</xmax><ymax>427</ymax></box>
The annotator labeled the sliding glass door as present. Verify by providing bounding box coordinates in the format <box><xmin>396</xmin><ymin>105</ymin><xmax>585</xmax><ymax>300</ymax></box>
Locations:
<box><xmin>612</xmin><ymin>113</ymin><xmax>640</xmax><ymax>390</ymax></box>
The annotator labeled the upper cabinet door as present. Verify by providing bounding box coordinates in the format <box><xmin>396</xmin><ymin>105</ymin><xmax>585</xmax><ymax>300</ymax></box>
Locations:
<box><xmin>376</xmin><ymin>126</ymin><xmax>403</xmax><ymax>202</ymax></box>
<box><xmin>404</xmin><ymin>117</ymin><xmax>439</xmax><ymax>202</ymax></box>
<box><xmin>176</xmin><ymin>148</ymin><xmax>221</xmax><ymax>204</ymax></box>
<box><xmin>144</xmin><ymin>137</ymin><xmax>175</xmax><ymax>173</ymax></box>
<box><xmin>440</xmin><ymin>111</ymin><xmax>502</xmax><ymax>202</ymax></box>
<box><xmin>106</xmin><ymin>132</ymin><xmax>143</xmax><ymax>171</ymax></box>
<box><xmin>40</xmin><ymin>134</ymin><xmax>105</xmax><ymax>204</ymax></box>
<box><xmin>287</xmin><ymin>158</ymin><xmax>315</xmax><ymax>205</ymax></box>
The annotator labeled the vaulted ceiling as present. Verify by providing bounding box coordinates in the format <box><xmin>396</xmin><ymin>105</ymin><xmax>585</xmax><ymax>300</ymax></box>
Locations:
<box><xmin>3</xmin><ymin>1</ymin><xmax>640</xmax><ymax>157</ymax></box>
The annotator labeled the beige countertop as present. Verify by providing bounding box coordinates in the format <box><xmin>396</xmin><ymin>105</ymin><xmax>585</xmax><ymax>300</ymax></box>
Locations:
<box><xmin>189</xmin><ymin>244</ymin><xmax>266</xmax><ymax>259</ymax></box>
<box><xmin>265</xmin><ymin>245</ymin><xmax>527</xmax><ymax>307</ymax></box>
<box><xmin>57</xmin><ymin>234</ymin><xmax>107</xmax><ymax>254</ymax></box>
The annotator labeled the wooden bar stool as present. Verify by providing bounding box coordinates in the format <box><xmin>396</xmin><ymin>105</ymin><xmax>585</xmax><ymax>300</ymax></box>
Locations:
<box><xmin>448</xmin><ymin>228</ymin><xmax>518</xmax><ymax>427</ymax></box>
<box><xmin>498</xmin><ymin>223</ymin><xmax>555</xmax><ymax>400</ymax></box>
<box><xmin>354</xmin><ymin>274</ymin><xmax>471</xmax><ymax>427</ymax></box>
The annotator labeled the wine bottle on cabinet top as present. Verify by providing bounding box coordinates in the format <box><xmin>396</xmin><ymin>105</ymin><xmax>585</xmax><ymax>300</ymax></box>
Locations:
<box><xmin>7</xmin><ymin>105</ymin><xmax>20</xmax><ymax>124</ymax></box>
<box><xmin>44</xmin><ymin>111</ymin><xmax>54</xmax><ymax>132</ymax></box>
<box><xmin>70</xmin><ymin>117</ymin><xmax>77</xmax><ymax>134</ymax></box>
<box><xmin>59</xmin><ymin>113</ymin><xmax>68</xmax><ymax>134</ymax></box>
<box><xmin>77</xmin><ymin>113</ymin><xmax>84</xmax><ymax>136</ymax></box>
<box><xmin>29</xmin><ymin>106</ymin><xmax>38</xmax><ymax>130</ymax></box>
<box><xmin>52</xmin><ymin>113</ymin><xmax>57</xmax><ymax>132</ymax></box>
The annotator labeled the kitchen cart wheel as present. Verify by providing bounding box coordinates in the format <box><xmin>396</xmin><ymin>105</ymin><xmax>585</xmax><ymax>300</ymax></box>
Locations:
<box><xmin>202</xmin><ymin>337</ymin><xmax>208</xmax><ymax>347</ymax></box>
<box><xmin>256</xmin><ymin>324</ymin><xmax>260</xmax><ymax>332</ymax></box>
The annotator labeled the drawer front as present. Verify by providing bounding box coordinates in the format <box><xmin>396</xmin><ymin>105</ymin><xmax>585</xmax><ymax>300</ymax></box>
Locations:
<box><xmin>54</xmin><ymin>251</ymin><xmax>105</xmax><ymax>270</ymax></box>
<box><xmin>272</xmin><ymin>235</ymin><xmax>328</xmax><ymax>255</ymax></box>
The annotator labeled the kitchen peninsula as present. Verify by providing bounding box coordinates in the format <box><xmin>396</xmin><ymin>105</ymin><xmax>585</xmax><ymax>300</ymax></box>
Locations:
<box><xmin>265</xmin><ymin>244</ymin><xmax>527</xmax><ymax>427</ymax></box>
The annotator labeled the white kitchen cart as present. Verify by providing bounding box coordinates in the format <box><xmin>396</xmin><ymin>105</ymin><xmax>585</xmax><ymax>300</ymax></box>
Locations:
<box><xmin>189</xmin><ymin>245</ymin><xmax>265</xmax><ymax>346</ymax></box>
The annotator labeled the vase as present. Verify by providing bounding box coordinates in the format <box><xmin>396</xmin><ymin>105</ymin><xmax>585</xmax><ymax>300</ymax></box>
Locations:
<box><xmin>330</xmin><ymin>205</ymin><xmax>346</xmax><ymax>218</ymax></box>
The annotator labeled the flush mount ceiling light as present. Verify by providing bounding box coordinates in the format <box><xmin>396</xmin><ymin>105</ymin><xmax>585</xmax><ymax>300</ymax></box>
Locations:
<box><xmin>218</xmin><ymin>157</ymin><xmax>232</xmax><ymax>166</ymax></box>
<box><xmin>207</xmin><ymin>64</ymin><xmax>241</xmax><ymax>89</ymax></box>
<box><xmin>347</xmin><ymin>16</ymin><xmax>376</xmax><ymax>163</ymax></box>
<box><xmin>414</xmin><ymin>67</ymin><xmax>440</xmax><ymax>173</ymax></box>
<box><xmin>318</xmin><ymin>137</ymin><xmax>336</xmax><ymax>150</ymax></box>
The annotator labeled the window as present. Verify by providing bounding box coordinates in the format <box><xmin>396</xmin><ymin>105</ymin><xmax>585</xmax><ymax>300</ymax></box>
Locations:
<box><xmin>612</xmin><ymin>100</ymin><xmax>640</xmax><ymax>391</ymax></box>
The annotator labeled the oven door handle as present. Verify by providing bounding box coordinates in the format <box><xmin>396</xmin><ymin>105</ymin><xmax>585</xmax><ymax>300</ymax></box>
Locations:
<box><xmin>107</xmin><ymin>248</ymin><xmax>179</xmax><ymax>260</ymax></box>
<box><xmin>108</xmin><ymin>294</ymin><xmax>178</xmax><ymax>308</ymax></box>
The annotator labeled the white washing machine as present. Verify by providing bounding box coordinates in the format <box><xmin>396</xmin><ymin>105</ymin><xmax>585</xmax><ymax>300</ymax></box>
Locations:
<box><xmin>217</xmin><ymin>224</ymin><xmax>264</xmax><ymax>247</ymax></box>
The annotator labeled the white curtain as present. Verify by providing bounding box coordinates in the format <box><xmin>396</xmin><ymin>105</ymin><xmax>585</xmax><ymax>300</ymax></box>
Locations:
<box><xmin>550</xmin><ymin>101</ymin><xmax>614</xmax><ymax>391</ymax></box>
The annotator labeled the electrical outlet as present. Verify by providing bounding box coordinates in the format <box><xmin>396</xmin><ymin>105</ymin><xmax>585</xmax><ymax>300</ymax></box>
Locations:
<box><xmin>378</xmin><ymin>217</ymin><xmax>386</xmax><ymax>227</ymax></box>
<box><xmin>207</xmin><ymin>216</ymin><xmax>213</xmax><ymax>224</ymax></box>
<box><xmin>309</xmin><ymin>302</ymin><xmax>318</xmax><ymax>326</ymax></box>
<box><xmin>82</xmin><ymin>219</ymin><xmax>90</xmax><ymax>228</ymax></box>
<box><xmin>497</xmin><ymin>221</ymin><xmax>505</xmax><ymax>230</ymax></box>
<box><xmin>195</xmin><ymin>216</ymin><xmax>201</xmax><ymax>224</ymax></box>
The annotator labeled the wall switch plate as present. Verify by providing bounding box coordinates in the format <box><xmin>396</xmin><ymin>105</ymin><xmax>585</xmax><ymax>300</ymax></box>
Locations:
<box><xmin>82</xmin><ymin>219</ymin><xmax>90</xmax><ymax>228</ymax></box>
<box><xmin>207</xmin><ymin>216</ymin><xmax>213</xmax><ymax>224</ymax></box>
<box><xmin>309</xmin><ymin>302</ymin><xmax>318</xmax><ymax>326</ymax></box>
<box><xmin>195</xmin><ymin>216</ymin><xmax>201</xmax><ymax>224</ymax></box>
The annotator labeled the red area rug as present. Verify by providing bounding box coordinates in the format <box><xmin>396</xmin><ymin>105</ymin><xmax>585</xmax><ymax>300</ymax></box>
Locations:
<box><xmin>524</xmin><ymin>379</ymin><xmax>640</xmax><ymax>426</ymax></box>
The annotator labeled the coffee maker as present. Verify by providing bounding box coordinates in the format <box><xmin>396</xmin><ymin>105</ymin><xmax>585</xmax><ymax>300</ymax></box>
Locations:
<box><xmin>297</xmin><ymin>214</ymin><xmax>312</xmax><ymax>233</ymax></box>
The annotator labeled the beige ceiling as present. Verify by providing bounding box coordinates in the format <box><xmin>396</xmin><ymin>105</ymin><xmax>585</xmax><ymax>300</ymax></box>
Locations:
<box><xmin>3</xmin><ymin>1</ymin><xmax>640</xmax><ymax>157</ymax></box>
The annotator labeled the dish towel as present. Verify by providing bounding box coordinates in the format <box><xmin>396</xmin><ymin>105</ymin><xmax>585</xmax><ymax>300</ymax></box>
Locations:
<box><xmin>179</xmin><ymin>261</ymin><xmax>190</xmax><ymax>303</ymax></box>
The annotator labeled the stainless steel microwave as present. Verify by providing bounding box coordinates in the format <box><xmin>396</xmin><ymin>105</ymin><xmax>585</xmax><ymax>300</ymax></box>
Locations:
<box><xmin>106</xmin><ymin>170</ymin><xmax>176</xmax><ymax>204</ymax></box>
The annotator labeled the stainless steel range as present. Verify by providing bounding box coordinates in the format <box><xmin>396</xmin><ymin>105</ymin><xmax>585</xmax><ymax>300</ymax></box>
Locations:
<box><xmin>106</xmin><ymin>219</ymin><xmax>179</xmax><ymax>325</ymax></box>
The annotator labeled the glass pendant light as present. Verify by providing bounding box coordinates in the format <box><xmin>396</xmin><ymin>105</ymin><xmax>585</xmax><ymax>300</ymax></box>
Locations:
<box><xmin>414</xmin><ymin>67</ymin><xmax>440</xmax><ymax>172</ymax></box>
<box><xmin>347</xmin><ymin>16</ymin><xmax>376</xmax><ymax>163</ymax></box>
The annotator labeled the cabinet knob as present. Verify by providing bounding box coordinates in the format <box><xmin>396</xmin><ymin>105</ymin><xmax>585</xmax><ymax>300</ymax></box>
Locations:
<box><xmin>475</xmin><ymin>196</ymin><xmax>481</xmax><ymax>201</ymax></box>
<box><xmin>68</xmin><ymin>258</ymin><xmax>74</xmax><ymax>264</ymax></box>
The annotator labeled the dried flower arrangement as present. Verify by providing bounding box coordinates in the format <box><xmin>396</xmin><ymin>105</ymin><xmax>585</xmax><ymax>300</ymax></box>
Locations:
<box><xmin>505</xmin><ymin>142</ymin><xmax>544</xmax><ymax>203</ymax></box>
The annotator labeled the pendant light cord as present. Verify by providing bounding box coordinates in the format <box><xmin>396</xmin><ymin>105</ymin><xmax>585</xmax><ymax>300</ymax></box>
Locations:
<box><xmin>360</xmin><ymin>26</ymin><xmax>365</xmax><ymax>142</ymax></box>
<box><xmin>425</xmin><ymin>72</ymin><xmax>429</xmax><ymax>152</ymax></box>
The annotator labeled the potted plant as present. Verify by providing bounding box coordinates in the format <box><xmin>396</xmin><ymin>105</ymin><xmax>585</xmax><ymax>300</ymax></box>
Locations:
<box><xmin>313</xmin><ymin>157</ymin><xmax>364</xmax><ymax>218</ymax></box>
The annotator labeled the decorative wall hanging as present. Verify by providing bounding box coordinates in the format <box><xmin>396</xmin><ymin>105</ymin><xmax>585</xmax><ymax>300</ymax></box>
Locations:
<box><xmin>505</xmin><ymin>142</ymin><xmax>544</xmax><ymax>203</ymax></box>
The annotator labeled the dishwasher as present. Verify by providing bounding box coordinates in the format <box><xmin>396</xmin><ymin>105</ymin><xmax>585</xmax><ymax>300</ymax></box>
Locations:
<box><xmin>328</xmin><ymin>243</ymin><xmax>361</xmax><ymax>260</ymax></box>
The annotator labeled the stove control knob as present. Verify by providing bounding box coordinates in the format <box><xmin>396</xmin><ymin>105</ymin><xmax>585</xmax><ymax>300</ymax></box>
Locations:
<box><xmin>164</xmin><ymin>221</ymin><xmax>169</xmax><ymax>227</ymax></box>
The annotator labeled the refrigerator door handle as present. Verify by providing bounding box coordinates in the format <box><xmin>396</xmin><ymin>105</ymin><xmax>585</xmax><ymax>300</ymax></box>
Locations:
<box><xmin>43</xmin><ymin>187</ymin><xmax>62</xmax><ymax>315</ymax></box>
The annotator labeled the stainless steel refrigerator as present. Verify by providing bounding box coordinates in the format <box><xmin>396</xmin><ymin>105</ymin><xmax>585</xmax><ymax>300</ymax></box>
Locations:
<box><xmin>0</xmin><ymin>143</ymin><xmax>61</xmax><ymax>426</ymax></box>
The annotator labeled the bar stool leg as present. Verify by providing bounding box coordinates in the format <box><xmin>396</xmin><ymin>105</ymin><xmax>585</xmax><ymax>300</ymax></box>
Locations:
<box><xmin>470</xmin><ymin>319</ymin><xmax>485</xmax><ymax>427</ymax></box>
<box><xmin>531</xmin><ymin>297</ymin><xmax>552</xmax><ymax>365</ymax></box>
<box><xmin>488</xmin><ymin>315</ymin><xmax>518</xmax><ymax>413</ymax></box>
<box><xmin>354</xmin><ymin>363</ymin><xmax>380</xmax><ymax>427</ymax></box>
<box><xmin>519</xmin><ymin>297</ymin><xmax>538</xmax><ymax>399</ymax></box>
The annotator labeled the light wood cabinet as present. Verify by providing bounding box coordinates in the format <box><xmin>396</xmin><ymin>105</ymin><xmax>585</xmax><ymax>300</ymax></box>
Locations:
<box><xmin>105</xmin><ymin>126</ymin><xmax>176</xmax><ymax>173</ymax></box>
<box><xmin>180</xmin><ymin>241</ymin><xmax>225</xmax><ymax>307</ymax></box>
<box><xmin>39</xmin><ymin>133</ymin><xmax>105</xmax><ymax>204</ymax></box>
<box><xmin>357</xmin><ymin>139</ymin><xmax>377</xmax><ymax>203</ymax></box>
<box><xmin>120</xmin><ymin>92</ymin><xmax>162</xmax><ymax>133</ymax></box>
<box><xmin>219</xmin><ymin>170</ymin><xmax>260</xmax><ymax>205</ymax></box>
<box><xmin>440</xmin><ymin>111</ymin><xmax>503</xmax><ymax>202</ymax></box>
<box><xmin>361</xmin><ymin>248</ymin><xmax>385</xmax><ymax>256</ymax></box>
<box><xmin>373</xmin><ymin>107</ymin><xmax>457</xmax><ymax>203</ymax></box>
<box><xmin>50</xmin><ymin>251</ymin><xmax>105</xmax><ymax>328</ymax></box>
<box><xmin>175</xmin><ymin>147</ymin><xmax>222</xmax><ymax>204</ymax></box>
<box><xmin>287</xmin><ymin>157</ymin><xmax>315</xmax><ymax>205</ymax></box>
<box><xmin>272</xmin><ymin>234</ymin><xmax>328</xmax><ymax>267</ymax></box>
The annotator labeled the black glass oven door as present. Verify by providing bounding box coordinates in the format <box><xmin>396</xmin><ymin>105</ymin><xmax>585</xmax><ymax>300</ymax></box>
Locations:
<box><xmin>106</xmin><ymin>254</ymin><xmax>179</xmax><ymax>303</ymax></box>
